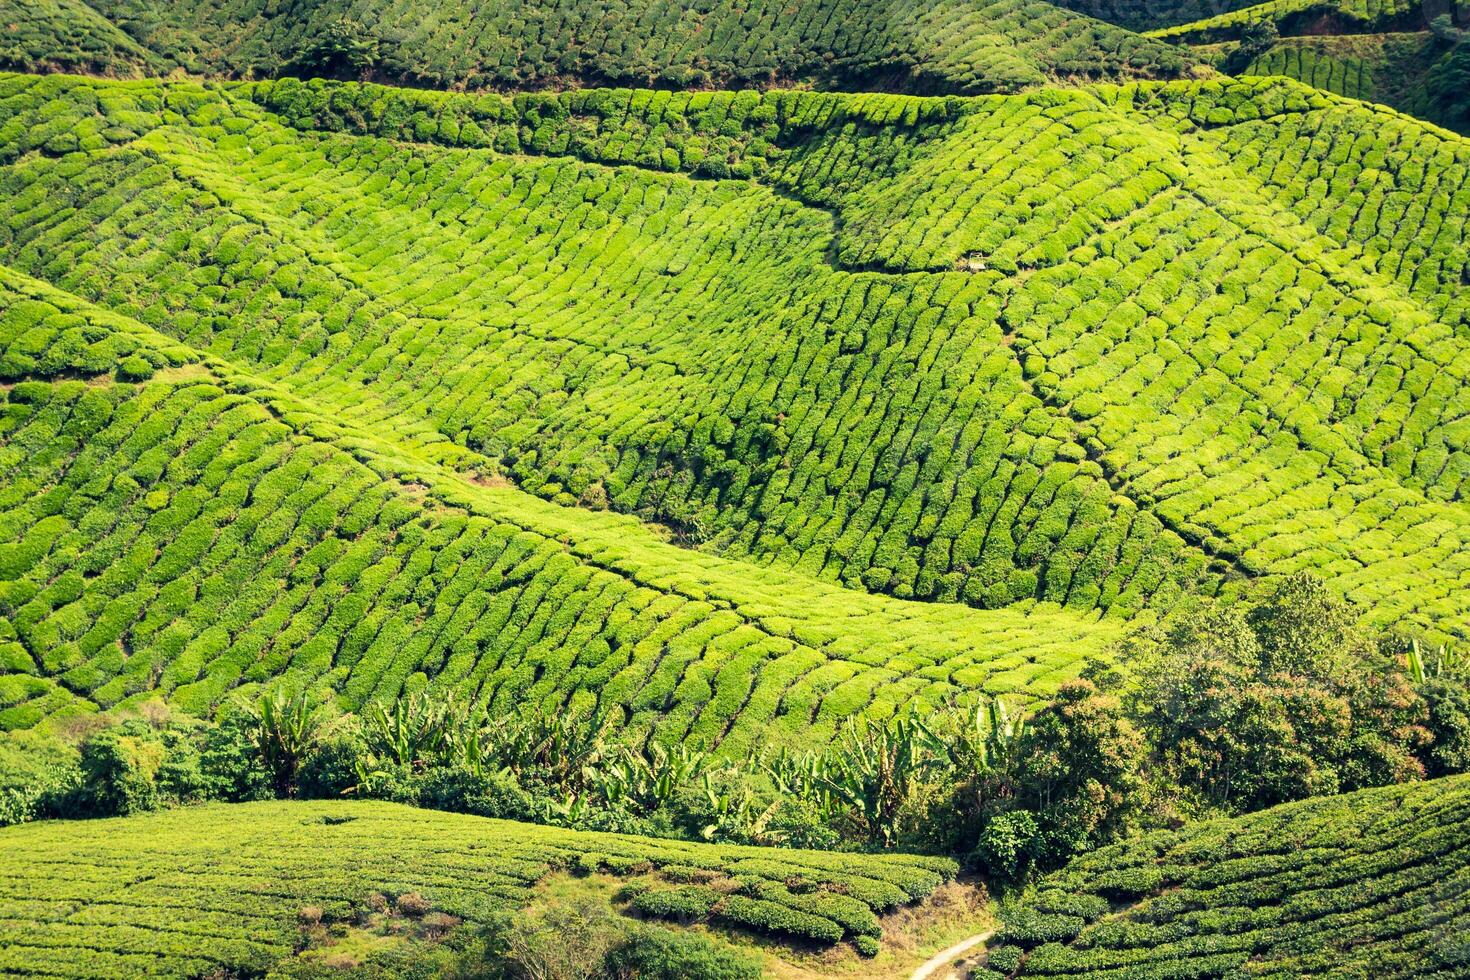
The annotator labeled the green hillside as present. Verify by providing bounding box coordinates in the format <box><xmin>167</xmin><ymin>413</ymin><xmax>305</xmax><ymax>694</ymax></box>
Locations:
<box><xmin>1</xmin><ymin>7</ymin><xmax>1469</xmax><ymax>979</ymax></box>
<box><xmin>0</xmin><ymin>262</ymin><xmax>1113</xmax><ymax>744</ymax></box>
<box><xmin>0</xmin><ymin>0</ymin><xmax>166</xmax><ymax>76</ymax></box>
<box><xmin>3</xmin><ymin>69</ymin><xmax>1470</xmax><ymax>639</ymax></box>
<box><xmin>0</xmin><ymin>798</ymin><xmax>957</xmax><ymax>974</ymax></box>
<box><xmin>1147</xmin><ymin>0</ymin><xmax>1443</xmax><ymax>42</ymax></box>
<box><xmin>979</xmin><ymin>774</ymin><xmax>1470</xmax><ymax>978</ymax></box>
<box><xmin>0</xmin><ymin>0</ymin><xmax>1191</xmax><ymax>94</ymax></box>
<box><xmin>1145</xmin><ymin>0</ymin><xmax>1468</xmax><ymax>134</ymax></box>
<box><xmin>3</xmin><ymin>71</ymin><xmax>1470</xmax><ymax>738</ymax></box>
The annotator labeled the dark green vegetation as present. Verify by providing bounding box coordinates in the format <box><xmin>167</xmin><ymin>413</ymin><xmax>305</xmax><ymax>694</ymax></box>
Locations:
<box><xmin>10</xmin><ymin>574</ymin><xmax>1464</xmax><ymax>901</ymax></box>
<box><xmin>0</xmin><ymin>798</ymin><xmax>952</xmax><ymax>975</ymax></box>
<box><xmin>1146</xmin><ymin>0</ymin><xmax>1469</xmax><ymax>133</ymax></box>
<box><xmin>980</xmin><ymin>774</ymin><xmax>1470</xmax><ymax>978</ymax></box>
<box><xmin>0</xmin><ymin>0</ymin><xmax>1190</xmax><ymax>94</ymax></box>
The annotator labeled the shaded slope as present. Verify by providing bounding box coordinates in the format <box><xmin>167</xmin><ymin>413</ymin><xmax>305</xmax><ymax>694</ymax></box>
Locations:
<box><xmin>0</xmin><ymin>0</ymin><xmax>165</xmax><ymax>76</ymax></box>
<box><xmin>0</xmin><ymin>798</ymin><xmax>958</xmax><ymax>975</ymax></box>
<box><xmin>984</xmin><ymin>774</ymin><xmax>1470</xmax><ymax>978</ymax></box>
<box><xmin>1148</xmin><ymin>0</ymin><xmax>1468</xmax><ymax>135</ymax></box>
<box><xmin>1147</xmin><ymin>0</ymin><xmax>1445</xmax><ymax>42</ymax></box>
<box><xmin>9</xmin><ymin>0</ymin><xmax>1192</xmax><ymax>94</ymax></box>
<box><xmin>0</xmin><ymin>264</ymin><xmax>1116</xmax><ymax>740</ymax></box>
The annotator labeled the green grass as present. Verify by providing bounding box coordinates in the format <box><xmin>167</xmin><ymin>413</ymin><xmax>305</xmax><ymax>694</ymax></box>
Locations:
<box><xmin>0</xmin><ymin>798</ymin><xmax>957</xmax><ymax>974</ymax></box>
<box><xmin>980</xmin><ymin>774</ymin><xmax>1470</xmax><ymax>978</ymax></box>
<box><xmin>0</xmin><ymin>0</ymin><xmax>1191</xmax><ymax>94</ymax></box>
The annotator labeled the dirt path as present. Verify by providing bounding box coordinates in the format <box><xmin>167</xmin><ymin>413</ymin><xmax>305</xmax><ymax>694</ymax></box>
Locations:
<box><xmin>910</xmin><ymin>928</ymin><xmax>996</xmax><ymax>980</ymax></box>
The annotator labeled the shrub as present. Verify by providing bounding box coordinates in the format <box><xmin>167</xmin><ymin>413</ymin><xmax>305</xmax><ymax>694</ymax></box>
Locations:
<box><xmin>77</xmin><ymin>721</ymin><xmax>166</xmax><ymax>816</ymax></box>
<box><xmin>297</xmin><ymin>726</ymin><xmax>369</xmax><ymax>798</ymax></box>
<box><xmin>605</xmin><ymin>925</ymin><xmax>761</xmax><ymax>980</ymax></box>
<box><xmin>199</xmin><ymin>712</ymin><xmax>275</xmax><ymax>802</ymax></box>
<box><xmin>411</xmin><ymin>764</ymin><xmax>534</xmax><ymax>820</ymax></box>
<box><xmin>631</xmin><ymin>885</ymin><xmax>721</xmax><ymax>922</ymax></box>
<box><xmin>973</xmin><ymin>811</ymin><xmax>1041</xmax><ymax>883</ymax></box>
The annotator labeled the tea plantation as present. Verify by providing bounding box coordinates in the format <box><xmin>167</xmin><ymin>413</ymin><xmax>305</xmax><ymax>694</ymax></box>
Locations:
<box><xmin>0</xmin><ymin>0</ymin><xmax>1191</xmax><ymax>93</ymax></box>
<box><xmin>1152</xmin><ymin>0</ymin><xmax>1469</xmax><ymax>134</ymax></box>
<box><xmin>0</xmin><ymin>262</ymin><xmax>1115</xmax><ymax>746</ymax></box>
<box><xmin>0</xmin><ymin>798</ymin><xmax>955</xmax><ymax>974</ymax></box>
<box><xmin>1</xmin><ymin>0</ymin><xmax>1470</xmax><ymax>976</ymax></box>
<box><xmin>4</xmin><ymin>72</ymin><xmax>1470</xmax><ymax>654</ymax></box>
<box><xmin>982</xmin><ymin>774</ymin><xmax>1470</xmax><ymax>978</ymax></box>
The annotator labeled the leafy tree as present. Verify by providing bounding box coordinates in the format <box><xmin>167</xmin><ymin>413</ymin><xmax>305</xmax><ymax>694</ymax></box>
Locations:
<box><xmin>1133</xmin><ymin>577</ymin><xmax>1428</xmax><ymax>814</ymax></box>
<box><xmin>199</xmin><ymin>712</ymin><xmax>276</xmax><ymax>802</ymax></box>
<box><xmin>1013</xmin><ymin>680</ymin><xmax>1147</xmax><ymax>862</ymax></box>
<box><xmin>77</xmin><ymin>720</ymin><xmax>166</xmax><ymax>816</ymax></box>
<box><xmin>1227</xmin><ymin>18</ymin><xmax>1280</xmax><ymax>74</ymax></box>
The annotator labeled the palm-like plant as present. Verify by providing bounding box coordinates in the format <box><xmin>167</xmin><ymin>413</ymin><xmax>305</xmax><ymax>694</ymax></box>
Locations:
<box><xmin>764</xmin><ymin>747</ymin><xmax>842</xmax><ymax>819</ymax></box>
<box><xmin>817</xmin><ymin>714</ymin><xmax>946</xmax><ymax>848</ymax></box>
<box><xmin>365</xmin><ymin>690</ymin><xmax>457</xmax><ymax>768</ymax></box>
<box><xmin>1407</xmin><ymin>638</ymin><xmax>1468</xmax><ymax>684</ymax></box>
<box><xmin>589</xmin><ymin>742</ymin><xmax>711</xmax><ymax>811</ymax></box>
<box><xmin>492</xmin><ymin>705</ymin><xmax>613</xmax><ymax>791</ymax></box>
<box><xmin>251</xmin><ymin>690</ymin><xmax>323</xmax><ymax>797</ymax></box>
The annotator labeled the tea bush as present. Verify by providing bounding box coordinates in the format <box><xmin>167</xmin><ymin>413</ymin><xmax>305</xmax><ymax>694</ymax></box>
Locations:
<box><xmin>991</xmin><ymin>774</ymin><xmax>1470</xmax><ymax>977</ymax></box>
<box><xmin>0</xmin><ymin>799</ymin><xmax>955</xmax><ymax>973</ymax></box>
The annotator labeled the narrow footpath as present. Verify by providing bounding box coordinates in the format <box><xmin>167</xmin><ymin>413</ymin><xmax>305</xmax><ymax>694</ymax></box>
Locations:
<box><xmin>910</xmin><ymin>929</ymin><xmax>996</xmax><ymax>980</ymax></box>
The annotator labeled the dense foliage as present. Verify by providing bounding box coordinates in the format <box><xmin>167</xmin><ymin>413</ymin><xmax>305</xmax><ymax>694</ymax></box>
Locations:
<box><xmin>0</xmin><ymin>0</ymin><xmax>1190</xmax><ymax>95</ymax></box>
<box><xmin>2</xmin><ymin>73</ymin><xmax>1469</xmax><ymax>765</ymax></box>
<box><xmin>981</xmin><ymin>774</ymin><xmax>1470</xmax><ymax>978</ymax></box>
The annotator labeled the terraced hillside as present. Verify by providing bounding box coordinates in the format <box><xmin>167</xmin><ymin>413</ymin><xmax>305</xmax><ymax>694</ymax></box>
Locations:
<box><xmin>980</xmin><ymin>774</ymin><xmax>1470</xmax><ymax>978</ymax></box>
<box><xmin>0</xmin><ymin>0</ymin><xmax>1191</xmax><ymax>94</ymax></box>
<box><xmin>3</xmin><ymin>70</ymin><xmax>1470</xmax><ymax>741</ymax></box>
<box><xmin>0</xmin><ymin>798</ymin><xmax>957</xmax><ymax>974</ymax></box>
<box><xmin>0</xmin><ymin>262</ymin><xmax>1113</xmax><ymax>744</ymax></box>
<box><xmin>1148</xmin><ymin>0</ymin><xmax>1469</xmax><ymax>134</ymax></box>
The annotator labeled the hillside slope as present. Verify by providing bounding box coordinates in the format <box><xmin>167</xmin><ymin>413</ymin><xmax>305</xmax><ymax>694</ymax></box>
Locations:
<box><xmin>982</xmin><ymin>774</ymin><xmax>1470</xmax><ymax>978</ymax></box>
<box><xmin>0</xmin><ymin>0</ymin><xmax>1191</xmax><ymax>94</ymax></box>
<box><xmin>0</xmin><ymin>261</ymin><xmax>1115</xmax><ymax>743</ymax></box>
<box><xmin>1147</xmin><ymin>0</ymin><xmax>1468</xmax><ymax>134</ymax></box>
<box><xmin>5</xmin><ymin>73</ymin><xmax>1470</xmax><ymax>638</ymax></box>
<box><xmin>0</xmin><ymin>798</ymin><xmax>958</xmax><ymax>975</ymax></box>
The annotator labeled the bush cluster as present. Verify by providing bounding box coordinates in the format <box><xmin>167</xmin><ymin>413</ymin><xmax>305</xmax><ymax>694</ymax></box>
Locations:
<box><xmin>0</xmin><ymin>0</ymin><xmax>1190</xmax><ymax>94</ymax></box>
<box><xmin>987</xmin><ymin>773</ymin><xmax>1470</xmax><ymax>977</ymax></box>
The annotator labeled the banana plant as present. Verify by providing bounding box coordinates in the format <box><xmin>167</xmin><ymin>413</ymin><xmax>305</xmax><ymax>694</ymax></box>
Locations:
<box><xmin>250</xmin><ymin>689</ymin><xmax>322</xmax><ymax>797</ymax></box>
<box><xmin>495</xmin><ymin>704</ymin><xmax>612</xmax><ymax>791</ymax></box>
<box><xmin>588</xmin><ymin>742</ymin><xmax>711</xmax><ymax>811</ymax></box>
<box><xmin>697</xmin><ymin>768</ymin><xmax>755</xmax><ymax>841</ymax></box>
<box><xmin>1408</xmin><ymin>638</ymin><xmax>1468</xmax><ymax>684</ymax></box>
<box><xmin>764</xmin><ymin>747</ymin><xmax>841</xmax><ymax>818</ymax></box>
<box><xmin>365</xmin><ymin>690</ymin><xmax>456</xmax><ymax>768</ymax></box>
<box><xmin>816</xmin><ymin>713</ymin><xmax>946</xmax><ymax>848</ymax></box>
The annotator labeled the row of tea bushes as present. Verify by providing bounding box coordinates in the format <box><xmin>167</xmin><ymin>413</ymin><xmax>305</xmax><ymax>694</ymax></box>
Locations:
<box><xmin>981</xmin><ymin>774</ymin><xmax>1470</xmax><ymax>978</ymax></box>
<box><xmin>0</xmin><ymin>799</ymin><xmax>956</xmax><ymax>975</ymax></box>
<box><xmin>1147</xmin><ymin>0</ymin><xmax>1432</xmax><ymax>43</ymax></box>
<box><xmin>0</xmin><ymin>263</ymin><xmax>1117</xmax><ymax>737</ymax></box>
<box><xmin>3</xmin><ymin>73</ymin><xmax>1469</xmax><ymax>639</ymax></box>
<box><xmin>0</xmin><ymin>73</ymin><xmax>1217</xmax><ymax>617</ymax></box>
